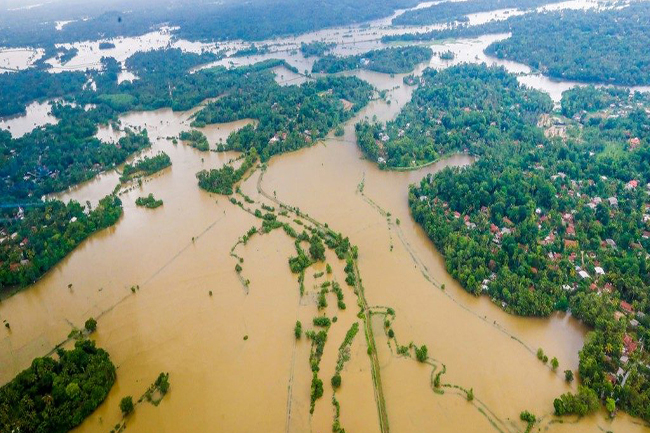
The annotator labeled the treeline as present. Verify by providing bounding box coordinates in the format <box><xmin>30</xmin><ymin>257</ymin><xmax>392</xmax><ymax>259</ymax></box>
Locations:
<box><xmin>385</xmin><ymin>3</ymin><xmax>650</xmax><ymax>86</ymax></box>
<box><xmin>355</xmin><ymin>64</ymin><xmax>552</xmax><ymax>168</ymax></box>
<box><xmin>120</xmin><ymin>152</ymin><xmax>171</xmax><ymax>182</ymax></box>
<box><xmin>407</xmin><ymin>75</ymin><xmax>650</xmax><ymax>419</ymax></box>
<box><xmin>192</xmin><ymin>74</ymin><xmax>373</xmax><ymax>161</ymax></box>
<box><xmin>0</xmin><ymin>0</ymin><xmax>420</xmax><ymax>48</ymax></box>
<box><xmin>312</xmin><ymin>46</ymin><xmax>432</xmax><ymax>74</ymax></box>
<box><xmin>0</xmin><ymin>339</ymin><xmax>115</xmax><ymax>433</ymax></box>
<box><xmin>392</xmin><ymin>0</ymin><xmax>563</xmax><ymax>26</ymax></box>
<box><xmin>196</xmin><ymin>151</ymin><xmax>258</xmax><ymax>195</ymax></box>
<box><xmin>0</xmin><ymin>195</ymin><xmax>123</xmax><ymax>289</ymax></box>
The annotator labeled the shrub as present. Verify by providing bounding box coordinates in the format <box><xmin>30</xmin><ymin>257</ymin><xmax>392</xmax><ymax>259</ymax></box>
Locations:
<box><xmin>120</xmin><ymin>396</ymin><xmax>134</xmax><ymax>415</ymax></box>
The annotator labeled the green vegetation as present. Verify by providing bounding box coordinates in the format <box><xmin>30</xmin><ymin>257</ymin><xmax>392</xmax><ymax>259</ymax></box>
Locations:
<box><xmin>407</xmin><ymin>68</ymin><xmax>650</xmax><ymax>420</ymax></box>
<box><xmin>192</xmin><ymin>75</ymin><xmax>373</xmax><ymax>161</ymax></box>
<box><xmin>387</xmin><ymin>3</ymin><xmax>650</xmax><ymax>86</ymax></box>
<box><xmin>392</xmin><ymin>0</ymin><xmax>563</xmax><ymax>26</ymax></box>
<box><xmin>553</xmin><ymin>386</ymin><xmax>600</xmax><ymax>416</ymax></box>
<box><xmin>300</xmin><ymin>41</ymin><xmax>335</xmax><ymax>57</ymax></box>
<box><xmin>121</xmin><ymin>152</ymin><xmax>171</xmax><ymax>181</ymax></box>
<box><xmin>312</xmin><ymin>46</ymin><xmax>432</xmax><ymax>74</ymax></box>
<box><xmin>179</xmin><ymin>130</ymin><xmax>210</xmax><ymax>152</ymax></box>
<box><xmin>84</xmin><ymin>317</ymin><xmax>97</xmax><ymax>333</ymax></box>
<box><xmin>196</xmin><ymin>151</ymin><xmax>258</xmax><ymax>195</ymax></box>
<box><xmin>356</xmin><ymin>64</ymin><xmax>551</xmax><ymax>168</ymax></box>
<box><xmin>135</xmin><ymin>193</ymin><xmax>164</xmax><ymax>209</ymax></box>
<box><xmin>1</xmin><ymin>104</ymin><xmax>150</xmax><ymax>202</ymax></box>
<box><xmin>1</xmin><ymin>195</ymin><xmax>123</xmax><ymax>289</ymax></box>
<box><xmin>295</xmin><ymin>320</ymin><xmax>303</xmax><ymax>338</ymax></box>
<box><xmin>233</xmin><ymin>44</ymin><xmax>270</xmax><ymax>57</ymax></box>
<box><xmin>415</xmin><ymin>344</ymin><xmax>428</xmax><ymax>362</ymax></box>
<box><xmin>0</xmin><ymin>339</ymin><xmax>116</xmax><ymax>433</ymax></box>
<box><xmin>120</xmin><ymin>396</ymin><xmax>134</xmax><ymax>415</ymax></box>
<box><xmin>99</xmin><ymin>42</ymin><xmax>116</xmax><ymax>50</ymax></box>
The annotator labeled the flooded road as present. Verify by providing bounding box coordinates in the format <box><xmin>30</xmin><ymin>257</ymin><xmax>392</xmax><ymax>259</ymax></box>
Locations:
<box><xmin>2</xmin><ymin>1</ymin><xmax>650</xmax><ymax>432</ymax></box>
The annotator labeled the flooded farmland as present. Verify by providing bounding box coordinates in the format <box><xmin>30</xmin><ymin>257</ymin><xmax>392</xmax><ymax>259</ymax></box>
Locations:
<box><xmin>1</xmin><ymin>1</ymin><xmax>649</xmax><ymax>433</ymax></box>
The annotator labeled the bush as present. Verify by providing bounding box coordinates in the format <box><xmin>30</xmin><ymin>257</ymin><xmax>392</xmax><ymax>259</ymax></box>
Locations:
<box><xmin>415</xmin><ymin>345</ymin><xmax>428</xmax><ymax>362</ymax></box>
<box><xmin>564</xmin><ymin>369</ymin><xmax>574</xmax><ymax>382</ymax></box>
<box><xmin>120</xmin><ymin>396</ymin><xmax>134</xmax><ymax>415</ymax></box>
<box><xmin>331</xmin><ymin>373</ymin><xmax>342</xmax><ymax>389</ymax></box>
<box><xmin>294</xmin><ymin>321</ymin><xmax>302</xmax><ymax>338</ymax></box>
<box><xmin>84</xmin><ymin>317</ymin><xmax>97</xmax><ymax>333</ymax></box>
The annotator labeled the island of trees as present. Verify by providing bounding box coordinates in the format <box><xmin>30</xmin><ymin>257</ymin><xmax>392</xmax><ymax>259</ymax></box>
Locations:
<box><xmin>196</xmin><ymin>151</ymin><xmax>258</xmax><ymax>195</ymax></box>
<box><xmin>0</xmin><ymin>339</ymin><xmax>116</xmax><ymax>433</ymax></box>
<box><xmin>136</xmin><ymin>193</ymin><xmax>164</xmax><ymax>209</ymax></box>
<box><xmin>179</xmin><ymin>130</ymin><xmax>210</xmax><ymax>152</ymax></box>
<box><xmin>120</xmin><ymin>152</ymin><xmax>171</xmax><ymax>182</ymax></box>
<box><xmin>300</xmin><ymin>41</ymin><xmax>335</xmax><ymax>57</ymax></box>
<box><xmin>312</xmin><ymin>46</ymin><xmax>433</xmax><ymax>74</ymax></box>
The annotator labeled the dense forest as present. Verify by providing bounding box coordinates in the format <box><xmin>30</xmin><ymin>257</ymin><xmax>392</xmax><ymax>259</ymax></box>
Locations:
<box><xmin>312</xmin><ymin>46</ymin><xmax>432</xmax><ymax>74</ymax></box>
<box><xmin>355</xmin><ymin>64</ymin><xmax>552</xmax><ymax>168</ymax></box>
<box><xmin>192</xmin><ymin>74</ymin><xmax>374</xmax><ymax>161</ymax></box>
<box><xmin>0</xmin><ymin>339</ymin><xmax>116</xmax><ymax>433</ymax></box>
<box><xmin>406</xmin><ymin>71</ymin><xmax>650</xmax><ymax>419</ymax></box>
<box><xmin>392</xmin><ymin>0</ymin><xmax>563</xmax><ymax>26</ymax></box>
<box><xmin>386</xmin><ymin>3</ymin><xmax>650</xmax><ymax>86</ymax></box>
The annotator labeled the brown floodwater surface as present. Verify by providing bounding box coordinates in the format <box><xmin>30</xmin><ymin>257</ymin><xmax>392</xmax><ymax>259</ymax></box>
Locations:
<box><xmin>2</xmin><ymin>8</ymin><xmax>650</xmax><ymax>431</ymax></box>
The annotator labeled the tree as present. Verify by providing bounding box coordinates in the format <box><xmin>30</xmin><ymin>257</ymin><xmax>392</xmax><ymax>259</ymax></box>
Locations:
<box><xmin>294</xmin><ymin>321</ymin><xmax>302</xmax><ymax>338</ymax></box>
<box><xmin>331</xmin><ymin>373</ymin><xmax>342</xmax><ymax>389</ymax></box>
<box><xmin>564</xmin><ymin>369</ymin><xmax>574</xmax><ymax>382</ymax></box>
<box><xmin>606</xmin><ymin>397</ymin><xmax>616</xmax><ymax>416</ymax></box>
<box><xmin>84</xmin><ymin>318</ymin><xmax>97</xmax><ymax>333</ymax></box>
<box><xmin>551</xmin><ymin>357</ymin><xmax>559</xmax><ymax>371</ymax></box>
<box><xmin>120</xmin><ymin>396</ymin><xmax>134</xmax><ymax>415</ymax></box>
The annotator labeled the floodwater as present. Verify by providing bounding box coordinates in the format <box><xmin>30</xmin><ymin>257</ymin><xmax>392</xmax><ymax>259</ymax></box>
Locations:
<box><xmin>2</xmin><ymin>2</ymin><xmax>650</xmax><ymax>433</ymax></box>
<box><xmin>0</xmin><ymin>100</ymin><xmax>58</xmax><ymax>138</ymax></box>
<box><xmin>2</xmin><ymin>61</ymin><xmax>647</xmax><ymax>433</ymax></box>
<box><xmin>0</xmin><ymin>47</ymin><xmax>43</xmax><ymax>72</ymax></box>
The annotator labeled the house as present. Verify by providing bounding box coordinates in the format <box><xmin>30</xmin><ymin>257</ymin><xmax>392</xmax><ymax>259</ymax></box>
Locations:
<box><xmin>620</xmin><ymin>301</ymin><xmax>634</xmax><ymax>315</ymax></box>
<box><xmin>623</xmin><ymin>334</ymin><xmax>638</xmax><ymax>354</ymax></box>
<box><xmin>630</xmin><ymin>319</ymin><xmax>640</xmax><ymax>328</ymax></box>
<box><xmin>614</xmin><ymin>311</ymin><xmax>625</xmax><ymax>321</ymax></box>
<box><xmin>629</xmin><ymin>137</ymin><xmax>641</xmax><ymax>149</ymax></box>
<box><xmin>608</xmin><ymin>197</ymin><xmax>618</xmax><ymax>207</ymax></box>
<box><xmin>578</xmin><ymin>270</ymin><xmax>590</xmax><ymax>279</ymax></box>
<box><xmin>566</xmin><ymin>224</ymin><xmax>575</xmax><ymax>236</ymax></box>
<box><xmin>595</xmin><ymin>266</ymin><xmax>605</xmax><ymax>275</ymax></box>
<box><xmin>625</xmin><ymin>180</ymin><xmax>638</xmax><ymax>190</ymax></box>
<box><xmin>620</xmin><ymin>355</ymin><xmax>629</xmax><ymax>365</ymax></box>
<box><xmin>606</xmin><ymin>238</ymin><xmax>617</xmax><ymax>248</ymax></box>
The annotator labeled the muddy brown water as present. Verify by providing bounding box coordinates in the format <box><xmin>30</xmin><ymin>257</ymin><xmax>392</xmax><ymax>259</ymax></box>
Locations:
<box><xmin>0</xmin><ymin>61</ymin><xmax>646</xmax><ymax>433</ymax></box>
